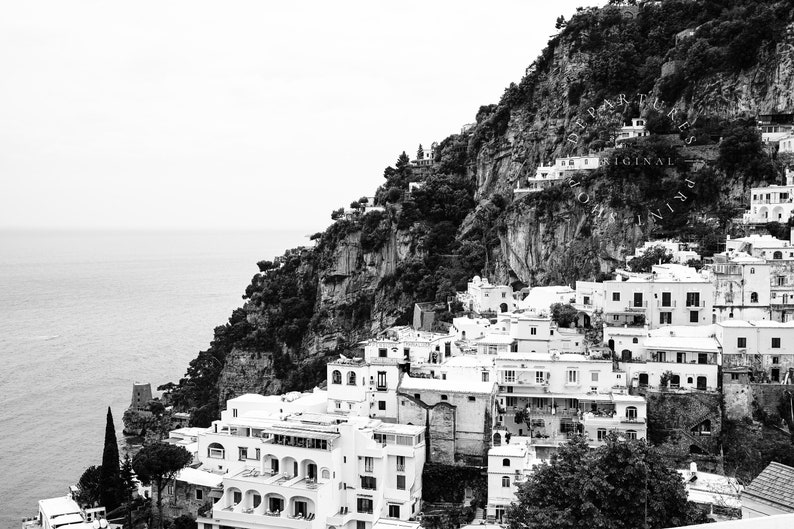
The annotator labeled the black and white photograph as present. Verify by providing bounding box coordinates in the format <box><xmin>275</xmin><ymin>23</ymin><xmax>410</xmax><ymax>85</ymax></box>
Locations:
<box><xmin>3</xmin><ymin>1</ymin><xmax>794</xmax><ymax>529</ymax></box>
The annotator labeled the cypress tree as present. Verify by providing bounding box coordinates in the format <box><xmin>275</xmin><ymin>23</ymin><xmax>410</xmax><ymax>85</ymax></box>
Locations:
<box><xmin>99</xmin><ymin>406</ymin><xmax>121</xmax><ymax>511</ymax></box>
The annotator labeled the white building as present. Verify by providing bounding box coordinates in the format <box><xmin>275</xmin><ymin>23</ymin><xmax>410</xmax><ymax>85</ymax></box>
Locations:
<box><xmin>609</xmin><ymin>325</ymin><xmax>722</xmax><ymax>392</ymax></box>
<box><xmin>517</xmin><ymin>285</ymin><xmax>575</xmax><ymax>313</ymax></box>
<box><xmin>196</xmin><ymin>391</ymin><xmax>426</xmax><ymax>529</ymax></box>
<box><xmin>779</xmin><ymin>133</ymin><xmax>794</xmax><ymax>153</ymax></box>
<box><xmin>580</xmin><ymin>264</ymin><xmax>714</xmax><ymax>329</ymax></box>
<box><xmin>515</xmin><ymin>165</ymin><xmax>564</xmax><ymax>195</ymax></box>
<box><xmin>616</xmin><ymin>118</ymin><xmax>649</xmax><ymax>145</ymax></box>
<box><xmin>457</xmin><ymin>277</ymin><xmax>514</xmax><ymax>314</ymax></box>
<box><xmin>716</xmin><ymin>320</ymin><xmax>794</xmax><ymax>382</ymax></box>
<box><xmin>22</xmin><ymin>494</ymin><xmax>107</xmax><ymax>529</ymax></box>
<box><xmin>628</xmin><ymin>240</ymin><xmax>700</xmax><ymax>265</ymax></box>
<box><xmin>493</xmin><ymin>352</ymin><xmax>645</xmax><ymax>459</ymax></box>
<box><xmin>743</xmin><ymin>171</ymin><xmax>794</xmax><ymax>223</ymax></box>
<box><xmin>707</xmin><ymin>253</ymin><xmax>772</xmax><ymax>322</ymax></box>
<box><xmin>485</xmin><ymin>440</ymin><xmax>541</xmax><ymax>523</ymax></box>
<box><xmin>555</xmin><ymin>155</ymin><xmax>600</xmax><ymax>173</ymax></box>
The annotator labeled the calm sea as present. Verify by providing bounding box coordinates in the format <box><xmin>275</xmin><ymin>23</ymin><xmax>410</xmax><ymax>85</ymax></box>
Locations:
<box><xmin>0</xmin><ymin>229</ymin><xmax>308</xmax><ymax>529</ymax></box>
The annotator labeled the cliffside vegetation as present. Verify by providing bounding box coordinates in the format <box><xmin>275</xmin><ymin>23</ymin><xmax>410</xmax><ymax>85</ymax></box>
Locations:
<box><xmin>163</xmin><ymin>0</ymin><xmax>794</xmax><ymax>427</ymax></box>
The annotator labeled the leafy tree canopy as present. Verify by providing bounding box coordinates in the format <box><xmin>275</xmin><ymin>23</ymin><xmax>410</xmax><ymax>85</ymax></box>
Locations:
<box><xmin>628</xmin><ymin>245</ymin><xmax>673</xmax><ymax>272</ymax></box>
<box><xmin>507</xmin><ymin>435</ymin><xmax>709</xmax><ymax>529</ymax></box>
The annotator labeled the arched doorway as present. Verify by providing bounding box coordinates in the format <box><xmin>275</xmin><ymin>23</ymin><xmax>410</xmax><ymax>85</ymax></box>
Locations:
<box><xmin>499</xmin><ymin>303</ymin><xmax>508</xmax><ymax>313</ymax></box>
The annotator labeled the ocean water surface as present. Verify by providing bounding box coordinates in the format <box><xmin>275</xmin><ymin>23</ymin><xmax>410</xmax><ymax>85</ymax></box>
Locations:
<box><xmin>0</xmin><ymin>229</ymin><xmax>308</xmax><ymax>529</ymax></box>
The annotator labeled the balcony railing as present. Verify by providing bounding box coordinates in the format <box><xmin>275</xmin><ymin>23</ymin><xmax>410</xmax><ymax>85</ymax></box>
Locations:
<box><xmin>656</xmin><ymin>300</ymin><xmax>676</xmax><ymax>307</ymax></box>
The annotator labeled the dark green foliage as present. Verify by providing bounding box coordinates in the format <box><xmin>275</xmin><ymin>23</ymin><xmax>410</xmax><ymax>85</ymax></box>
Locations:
<box><xmin>133</xmin><ymin>443</ymin><xmax>193</xmax><ymax>529</ymax></box>
<box><xmin>722</xmin><ymin>418</ymin><xmax>794</xmax><ymax>483</ymax></box>
<box><xmin>507</xmin><ymin>435</ymin><xmax>708</xmax><ymax>529</ymax></box>
<box><xmin>644</xmin><ymin>110</ymin><xmax>676</xmax><ymax>134</ymax></box>
<box><xmin>119</xmin><ymin>455</ymin><xmax>137</xmax><ymax>529</ymax></box>
<box><xmin>256</xmin><ymin>260</ymin><xmax>276</xmax><ymax>272</ymax></box>
<box><xmin>718</xmin><ymin>119</ymin><xmax>779</xmax><ymax>184</ymax></box>
<box><xmin>172</xmin><ymin>515</ymin><xmax>198</xmax><ymax>529</ymax></box>
<box><xmin>549</xmin><ymin>303</ymin><xmax>578</xmax><ymax>327</ymax></box>
<box><xmin>422</xmin><ymin>464</ymin><xmax>486</xmax><ymax>506</ymax></box>
<box><xmin>765</xmin><ymin>221</ymin><xmax>792</xmax><ymax>240</ymax></box>
<box><xmin>359</xmin><ymin>210</ymin><xmax>391</xmax><ymax>252</ymax></box>
<box><xmin>412</xmin><ymin>174</ymin><xmax>476</xmax><ymax>225</ymax></box>
<box><xmin>434</xmin><ymin>134</ymin><xmax>468</xmax><ymax>175</ymax></box>
<box><xmin>628</xmin><ymin>245</ymin><xmax>673</xmax><ymax>272</ymax></box>
<box><xmin>75</xmin><ymin>465</ymin><xmax>102</xmax><ymax>507</ymax></box>
<box><xmin>99</xmin><ymin>407</ymin><xmax>121</xmax><ymax>511</ymax></box>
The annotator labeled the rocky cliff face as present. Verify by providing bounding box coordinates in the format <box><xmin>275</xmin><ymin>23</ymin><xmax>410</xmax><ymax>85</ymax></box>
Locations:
<box><xmin>172</xmin><ymin>1</ymin><xmax>794</xmax><ymax>422</ymax></box>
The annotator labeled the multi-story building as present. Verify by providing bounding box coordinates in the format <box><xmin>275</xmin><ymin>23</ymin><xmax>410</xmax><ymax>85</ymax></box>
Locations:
<box><xmin>578</xmin><ymin>264</ymin><xmax>714</xmax><ymax>329</ymax></box>
<box><xmin>485</xmin><ymin>440</ymin><xmax>540</xmax><ymax>523</ymax></box>
<box><xmin>707</xmin><ymin>253</ymin><xmax>772</xmax><ymax>322</ymax></box>
<box><xmin>627</xmin><ymin>240</ymin><xmax>700</xmax><ymax>265</ymax></box>
<box><xmin>196</xmin><ymin>391</ymin><xmax>426</xmax><ymax>529</ymax></box>
<box><xmin>716</xmin><ymin>320</ymin><xmax>794</xmax><ymax>383</ymax></box>
<box><xmin>457</xmin><ymin>277</ymin><xmax>514</xmax><ymax>314</ymax></box>
<box><xmin>555</xmin><ymin>155</ymin><xmax>600</xmax><ymax>173</ymax></box>
<box><xmin>743</xmin><ymin>171</ymin><xmax>794</xmax><ymax>224</ymax></box>
<box><xmin>397</xmin><ymin>374</ymin><xmax>497</xmax><ymax>465</ymax></box>
<box><xmin>615</xmin><ymin>118</ymin><xmax>649</xmax><ymax>145</ymax></box>
<box><xmin>757</xmin><ymin>113</ymin><xmax>794</xmax><ymax>144</ymax></box>
<box><xmin>611</xmin><ymin>325</ymin><xmax>722</xmax><ymax>392</ymax></box>
<box><xmin>493</xmin><ymin>352</ymin><xmax>645</xmax><ymax>460</ymax></box>
<box><xmin>516</xmin><ymin>285</ymin><xmax>575</xmax><ymax>313</ymax></box>
<box><xmin>514</xmin><ymin>165</ymin><xmax>563</xmax><ymax>195</ymax></box>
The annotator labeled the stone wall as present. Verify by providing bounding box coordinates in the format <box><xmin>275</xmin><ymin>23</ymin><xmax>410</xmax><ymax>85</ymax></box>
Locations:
<box><xmin>162</xmin><ymin>480</ymin><xmax>216</xmax><ymax>521</ymax></box>
<box><xmin>646</xmin><ymin>389</ymin><xmax>722</xmax><ymax>456</ymax></box>
<box><xmin>217</xmin><ymin>348</ymin><xmax>277</xmax><ymax>406</ymax></box>
<box><xmin>723</xmin><ymin>381</ymin><xmax>794</xmax><ymax>421</ymax></box>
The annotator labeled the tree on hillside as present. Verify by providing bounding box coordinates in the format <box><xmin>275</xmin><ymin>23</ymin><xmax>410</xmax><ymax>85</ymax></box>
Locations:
<box><xmin>75</xmin><ymin>465</ymin><xmax>102</xmax><ymax>508</ymax></box>
<box><xmin>550</xmin><ymin>303</ymin><xmax>578</xmax><ymax>327</ymax></box>
<box><xmin>119</xmin><ymin>455</ymin><xmax>137</xmax><ymax>529</ymax></box>
<box><xmin>555</xmin><ymin>15</ymin><xmax>566</xmax><ymax>30</ymax></box>
<box><xmin>99</xmin><ymin>407</ymin><xmax>121</xmax><ymax>511</ymax></box>
<box><xmin>628</xmin><ymin>245</ymin><xmax>673</xmax><ymax>273</ymax></box>
<box><xmin>417</xmin><ymin>144</ymin><xmax>424</xmax><ymax>160</ymax></box>
<box><xmin>507</xmin><ymin>435</ymin><xmax>710</xmax><ymax>529</ymax></box>
<box><xmin>132</xmin><ymin>443</ymin><xmax>192</xmax><ymax>529</ymax></box>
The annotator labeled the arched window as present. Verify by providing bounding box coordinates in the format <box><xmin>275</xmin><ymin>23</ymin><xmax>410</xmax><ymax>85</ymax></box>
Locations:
<box><xmin>493</xmin><ymin>432</ymin><xmax>502</xmax><ymax>446</ymax></box>
<box><xmin>321</xmin><ymin>469</ymin><xmax>331</xmax><ymax>480</ymax></box>
<box><xmin>331</xmin><ymin>370</ymin><xmax>341</xmax><ymax>384</ymax></box>
<box><xmin>750</xmin><ymin>267</ymin><xmax>755</xmax><ymax>274</ymax></box>
<box><xmin>208</xmin><ymin>442</ymin><xmax>225</xmax><ymax>459</ymax></box>
<box><xmin>751</xmin><ymin>292</ymin><xmax>759</xmax><ymax>303</ymax></box>
<box><xmin>502</xmin><ymin>476</ymin><xmax>511</xmax><ymax>487</ymax></box>
<box><xmin>347</xmin><ymin>371</ymin><xmax>357</xmax><ymax>385</ymax></box>
<box><xmin>625</xmin><ymin>406</ymin><xmax>637</xmax><ymax>420</ymax></box>
<box><xmin>632</xmin><ymin>337</ymin><xmax>638</xmax><ymax>344</ymax></box>
<box><xmin>502</xmin><ymin>458</ymin><xmax>510</xmax><ymax>467</ymax></box>
<box><xmin>774</xmin><ymin>251</ymin><xmax>783</xmax><ymax>260</ymax></box>
<box><xmin>625</xmin><ymin>430</ymin><xmax>637</xmax><ymax>440</ymax></box>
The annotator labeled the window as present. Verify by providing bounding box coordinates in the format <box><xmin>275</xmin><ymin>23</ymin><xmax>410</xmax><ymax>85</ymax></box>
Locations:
<box><xmin>502</xmin><ymin>476</ymin><xmax>511</xmax><ymax>487</ymax></box>
<box><xmin>657</xmin><ymin>351</ymin><xmax>666</xmax><ymax>362</ymax></box>
<box><xmin>773</xmin><ymin>356</ymin><xmax>780</xmax><ymax>364</ymax></box>
<box><xmin>357</xmin><ymin>498</ymin><xmax>374</xmax><ymax>514</ymax></box>
<box><xmin>378</xmin><ymin>401</ymin><xmax>386</xmax><ymax>410</ymax></box>
<box><xmin>167</xmin><ymin>483</ymin><xmax>173</xmax><ymax>495</ymax></box>
<box><xmin>677</xmin><ymin>352</ymin><xmax>686</xmax><ymax>363</ymax></box>
<box><xmin>397</xmin><ymin>475</ymin><xmax>406</xmax><ymax>490</ymax></box>
<box><xmin>207</xmin><ymin>443</ymin><xmax>225</xmax><ymax>459</ymax></box>
<box><xmin>686</xmin><ymin>292</ymin><xmax>700</xmax><ymax>307</ymax></box>
<box><xmin>506</xmin><ymin>396</ymin><xmax>517</xmax><ymax>407</ymax></box>
<box><xmin>626</xmin><ymin>406</ymin><xmax>637</xmax><ymax>420</ymax></box>
<box><xmin>536</xmin><ymin>371</ymin><xmax>545</xmax><ymax>384</ymax></box>
<box><xmin>378</xmin><ymin>348</ymin><xmax>387</xmax><ymax>358</ymax></box>
<box><xmin>503</xmin><ymin>458</ymin><xmax>511</xmax><ymax>467</ymax></box>
<box><xmin>612</xmin><ymin>292</ymin><xmax>620</xmax><ymax>301</ymax></box>
<box><xmin>660</xmin><ymin>312</ymin><xmax>672</xmax><ymax>324</ymax></box>
<box><xmin>233</xmin><ymin>491</ymin><xmax>242</xmax><ymax>505</ymax></box>
<box><xmin>403</xmin><ymin>347</ymin><xmax>410</xmax><ymax>358</ymax></box>
<box><xmin>591</xmin><ymin>372</ymin><xmax>599</xmax><ymax>382</ymax></box>
<box><xmin>388</xmin><ymin>505</ymin><xmax>401</xmax><ymax>518</ymax></box>
<box><xmin>238</xmin><ymin>447</ymin><xmax>248</xmax><ymax>461</ymax></box>
<box><xmin>232</xmin><ymin>409</ymin><xmax>237</xmax><ymax>418</ymax></box>
<box><xmin>332</xmin><ymin>370</ymin><xmax>342</xmax><ymax>384</ymax></box>
<box><xmin>750</xmin><ymin>292</ymin><xmax>759</xmax><ymax>303</ymax></box>
<box><xmin>357</xmin><ymin>522</ymin><xmax>367</xmax><ymax>529</ymax></box>
<box><xmin>632</xmin><ymin>337</ymin><xmax>639</xmax><ymax>344</ymax></box>
<box><xmin>750</xmin><ymin>267</ymin><xmax>755</xmax><ymax>274</ymax></box>
<box><xmin>360</xmin><ymin>476</ymin><xmax>377</xmax><ymax>490</ymax></box>
<box><xmin>482</xmin><ymin>372</ymin><xmax>490</xmax><ymax>382</ymax></box>
<box><xmin>531</xmin><ymin>327</ymin><xmax>537</xmax><ymax>335</ymax></box>
<box><xmin>397</xmin><ymin>456</ymin><xmax>405</xmax><ymax>472</ymax></box>
<box><xmin>774</xmin><ymin>251</ymin><xmax>783</xmax><ymax>259</ymax></box>
<box><xmin>566</xmin><ymin>370</ymin><xmax>579</xmax><ymax>385</ymax></box>
<box><xmin>376</xmin><ymin>371</ymin><xmax>387</xmax><ymax>390</ymax></box>
<box><xmin>414</xmin><ymin>393</ymin><xmax>421</xmax><ymax>400</ymax></box>
<box><xmin>504</xmin><ymin>370</ymin><xmax>516</xmax><ymax>383</ymax></box>
<box><xmin>364</xmin><ymin>456</ymin><xmax>373</xmax><ymax>472</ymax></box>
<box><xmin>335</xmin><ymin>401</ymin><xmax>341</xmax><ymax>409</ymax></box>
<box><xmin>584</xmin><ymin>295</ymin><xmax>591</xmax><ymax>305</ymax></box>
<box><xmin>661</xmin><ymin>292</ymin><xmax>671</xmax><ymax>307</ymax></box>
<box><xmin>772</xmin><ymin>337</ymin><xmax>781</xmax><ymax>348</ymax></box>
<box><xmin>698</xmin><ymin>353</ymin><xmax>708</xmax><ymax>365</ymax></box>
<box><xmin>772</xmin><ymin>368</ymin><xmax>781</xmax><ymax>382</ymax></box>
<box><xmin>597</xmin><ymin>428</ymin><xmax>607</xmax><ymax>441</ymax></box>
<box><xmin>195</xmin><ymin>489</ymin><xmax>203</xmax><ymax>500</ymax></box>
<box><xmin>738</xmin><ymin>337</ymin><xmax>746</xmax><ymax>348</ymax></box>
<box><xmin>347</xmin><ymin>371</ymin><xmax>357</xmax><ymax>385</ymax></box>
<box><xmin>690</xmin><ymin>311</ymin><xmax>698</xmax><ymax>323</ymax></box>
<box><xmin>626</xmin><ymin>430</ymin><xmax>637</xmax><ymax>440</ymax></box>
<box><xmin>440</xmin><ymin>395</ymin><xmax>448</xmax><ymax>401</ymax></box>
<box><xmin>633</xmin><ymin>293</ymin><xmax>643</xmax><ymax>307</ymax></box>
<box><xmin>778</xmin><ymin>276</ymin><xmax>786</xmax><ymax>286</ymax></box>
<box><xmin>468</xmin><ymin>396</ymin><xmax>476</xmax><ymax>402</ymax></box>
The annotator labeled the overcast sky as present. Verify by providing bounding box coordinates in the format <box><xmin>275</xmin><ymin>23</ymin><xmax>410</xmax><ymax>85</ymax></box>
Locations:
<box><xmin>0</xmin><ymin>0</ymin><xmax>599</xmax><ymax>232</ymax></box>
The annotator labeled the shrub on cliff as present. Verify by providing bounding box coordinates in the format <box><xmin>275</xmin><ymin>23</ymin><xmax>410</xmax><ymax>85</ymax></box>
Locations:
<box><xmin>359</xmin><ymin>210</ymin><xmax>391</xmax><ymax>252</ymax></box>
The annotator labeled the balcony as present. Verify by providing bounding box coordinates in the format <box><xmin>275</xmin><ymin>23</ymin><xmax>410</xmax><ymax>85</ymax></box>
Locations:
<box><xmin>203</xmin><ymin>509</ymin><xmax>314</xmax><ymax>529</ymax></box>
<box><xmin>656</xmin><ymin>300</ymin><xmax>676</xmax><ymax>308</ymax></box>
<box><xmin>624</xmin><ymin>303</ymin><xmax>647</xmax><ymax>312</ymax></box>
<box><xmin>685</xmin><ymin>301</ymin><xmax>706</xmax><ymax>309</ymax></box>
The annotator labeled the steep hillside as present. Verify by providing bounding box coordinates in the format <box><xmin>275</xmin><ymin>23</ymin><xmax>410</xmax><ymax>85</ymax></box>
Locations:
<box><xmin>166</xmin><ymin>0</ymin><xmax>794</xmax><ymax>424</ymax></box>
